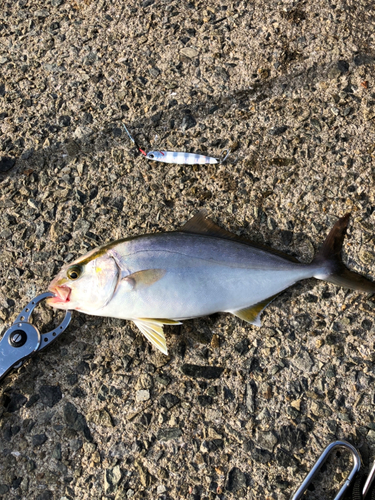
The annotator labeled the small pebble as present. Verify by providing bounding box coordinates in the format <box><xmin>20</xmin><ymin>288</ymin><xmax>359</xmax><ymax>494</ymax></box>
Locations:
<box><xmin>136</xmin><ymin>390</ymin><xmax>150</xmax><ymax>402</ymax></box>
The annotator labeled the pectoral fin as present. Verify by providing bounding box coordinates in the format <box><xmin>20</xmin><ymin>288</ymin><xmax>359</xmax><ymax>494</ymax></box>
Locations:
<box><xmin>133</xmin><ymin>318</ymin><xmax>182</xmax><ymax>355</ymax></box>
<box><xmin>231</xmin><ymin>294</ymin><xmax>279</xmax><ymax>327</ymax></box>
<box><xmin>122</xmin><ymin>269</ymin><xmax>166</xmax><ymax>290</ymax></box>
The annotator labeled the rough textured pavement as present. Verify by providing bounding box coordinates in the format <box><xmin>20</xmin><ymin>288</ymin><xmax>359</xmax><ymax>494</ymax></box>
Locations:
<box><xmin>1</xmin><ymin>0</ymin><xmax>375</xmax><ymax>499</ymax></box>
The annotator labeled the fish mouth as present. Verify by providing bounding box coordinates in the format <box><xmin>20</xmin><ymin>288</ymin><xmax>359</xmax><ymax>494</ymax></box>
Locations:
<box><xmin>47</xmin><ymin>285</ymin><xmax>71</xmax><ymax>304</ymax></box>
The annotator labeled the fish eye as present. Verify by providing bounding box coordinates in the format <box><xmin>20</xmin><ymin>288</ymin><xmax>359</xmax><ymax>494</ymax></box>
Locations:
<box><xmin>67</xmin><ymin>265</ymin><xmax>82</xmax><ymax>280</ymax></box>
<box><xmin>148</xmin><ymin>153</ymin><xmax>154</xmax><ymax>159</ymax></box>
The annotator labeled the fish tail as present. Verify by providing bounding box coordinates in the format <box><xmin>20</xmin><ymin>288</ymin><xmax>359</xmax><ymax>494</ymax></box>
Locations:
<box><xmin>312</xmin><ymin>213</ymin><xmax>375</xmax><ymax>293</ymax></box>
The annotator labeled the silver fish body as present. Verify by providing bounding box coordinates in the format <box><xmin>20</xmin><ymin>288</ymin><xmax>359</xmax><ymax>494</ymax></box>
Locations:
<box><xmin>96</xmin><ymin>233</ymin><xmax>321</xmax><ymax>320</ymax></box>
<box><xmin>48</xmin><ymin>212</ymin><xmax>375</xmax><ymax>354</ymax></box>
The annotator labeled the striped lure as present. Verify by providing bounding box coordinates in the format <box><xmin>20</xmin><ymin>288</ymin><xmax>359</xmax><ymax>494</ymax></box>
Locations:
<box><xmin>145</xmin><ymin>150</ymin><xmax>219</xmax><ymax>164</ymax></box>
<box><xmin>123</xmin><ymin>123</ymin><xmax>229</xmax><ymax>165</ymax></box>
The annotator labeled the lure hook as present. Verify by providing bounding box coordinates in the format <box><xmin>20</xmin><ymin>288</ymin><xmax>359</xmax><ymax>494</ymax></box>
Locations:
<box><xmin>219</xmin><ymin>149</ymin><xmax>230</xmax><ymax>164</ymax></box>
<box><xmin>122</xmin><ymin>123</ymin><xmax>147</xmax><ymax>156</ymax></box>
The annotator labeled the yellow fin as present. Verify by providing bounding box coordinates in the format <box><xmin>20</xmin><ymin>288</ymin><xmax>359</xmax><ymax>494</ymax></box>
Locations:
<box><xmin>122</xmin><ymin>269</ymin><xmax>166</xmax><ymax>290</ymax></box>
<box><xmin>231</xmin><ymin>294</ymin><xmax>279</xmax><ymax>327</ymax></box>
<box><xmin>138</xmin><ymin>318</ymin><xmax>182</xmax><ymax>326</ymax></box>
<box><xmin>133</xmin><ymin>319</ymin><xmax>169</xmax><ymax>355</ymax></box>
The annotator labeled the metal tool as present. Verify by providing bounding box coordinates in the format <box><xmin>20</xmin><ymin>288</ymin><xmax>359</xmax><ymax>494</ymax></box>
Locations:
<box><xmin>0</xmin><ymin>292</ymin><xmax>71</xmax><ymax>381</ymax></box>
<box><xmin>291</xmin><ymin>440</ymin><xmax>362</xmax><ymax>500</ymax></box>
<box><xmin>362</xmin><ymin>460</ymin><xmax>375</xmax><ymax>499</ymax></box>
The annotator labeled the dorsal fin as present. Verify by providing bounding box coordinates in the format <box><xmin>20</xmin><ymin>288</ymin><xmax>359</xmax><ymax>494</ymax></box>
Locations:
<box><xmin>180</xmin><ymin>211</ymin><xmax>300</xmax><ymax>263</ymax></box>
<box><xmin>180</xmin><ymin>210</ymin><xmax>239</xmax><ymax>240</ymax></box>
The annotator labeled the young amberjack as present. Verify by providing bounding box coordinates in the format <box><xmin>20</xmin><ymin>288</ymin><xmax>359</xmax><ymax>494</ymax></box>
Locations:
<box><xmin>47</xmin><ymin>212</ymin><xmax>375</xmax><ymax>354</ymax></box>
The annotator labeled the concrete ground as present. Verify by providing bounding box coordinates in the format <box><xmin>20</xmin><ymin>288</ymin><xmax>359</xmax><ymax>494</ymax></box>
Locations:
<box><xmin>0</xmin><ymin>0</ymin><xmax>375</xmax><ymax>498</ymax></box>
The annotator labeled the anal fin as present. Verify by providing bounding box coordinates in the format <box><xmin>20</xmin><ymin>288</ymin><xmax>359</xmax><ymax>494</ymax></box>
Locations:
<box><xmin>133</xmin><ymin>318</ymin><xmax>182</xmax><ymax>355</ymax></box>
<box><xmin>231</xmin><ymin>294</ymin><xmax>279</xmax><ymax>327</ymax></box>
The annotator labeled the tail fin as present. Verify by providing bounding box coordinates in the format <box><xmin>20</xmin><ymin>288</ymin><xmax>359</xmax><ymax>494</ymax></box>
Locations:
<box><xmin>313</xmin><ymin>213</ymin><xmax>375</xmax><ymax>293</ymax></box>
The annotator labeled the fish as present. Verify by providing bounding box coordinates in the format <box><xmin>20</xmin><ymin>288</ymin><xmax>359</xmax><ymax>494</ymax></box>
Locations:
<box><xmin>47</xmin><ymin>211</ymin><xmax>375</xmax><ymax>355</ymax></box>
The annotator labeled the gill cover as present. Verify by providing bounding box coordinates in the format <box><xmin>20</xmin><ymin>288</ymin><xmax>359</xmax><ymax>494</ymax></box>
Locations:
<box><xmin>48</xmin><ymin>253</ymin><xmax>119</xmax><ymax>312</ymax></box>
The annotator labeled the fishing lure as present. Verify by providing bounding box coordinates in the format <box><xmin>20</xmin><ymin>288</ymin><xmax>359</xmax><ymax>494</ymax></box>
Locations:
<box><xmin>122</xmin><ymin>123</ymin><xmax>230</xmax><ymax>165</ymax></box>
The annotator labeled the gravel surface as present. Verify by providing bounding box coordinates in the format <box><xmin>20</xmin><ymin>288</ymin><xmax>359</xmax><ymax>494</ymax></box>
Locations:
<box><xmin>1</xmin><ymin>0</ymin><xmax>375</xmax><ymax>499</ymax></box>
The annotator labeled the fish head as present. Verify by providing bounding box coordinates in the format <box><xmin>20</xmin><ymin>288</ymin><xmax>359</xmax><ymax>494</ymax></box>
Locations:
<box><xmin>146</xmin><ymin>150</ymin><xmax>165</xmax><ymax>162</ymax></box>
<box><xmin>47</xmin><ymin>251</ymin><xmax>119</xmax><ymax>312</ymax></box>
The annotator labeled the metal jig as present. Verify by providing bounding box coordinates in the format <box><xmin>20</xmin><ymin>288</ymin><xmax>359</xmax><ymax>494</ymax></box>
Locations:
<box><xmin>0</xmin><ymin>292</ymin><xmax>71</xmax><ymax>381</ymax></box>
<box><xmin>122</xmin><ymin>123</ymin><xmax>230</xmax><ymax>165</ymax></box>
